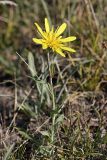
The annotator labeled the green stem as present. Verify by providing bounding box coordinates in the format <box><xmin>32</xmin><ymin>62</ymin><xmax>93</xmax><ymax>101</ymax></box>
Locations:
<box><xmin>47</xmin><ymin>52</ymin><xmax>56</xmax><ymax>151</ymax></box>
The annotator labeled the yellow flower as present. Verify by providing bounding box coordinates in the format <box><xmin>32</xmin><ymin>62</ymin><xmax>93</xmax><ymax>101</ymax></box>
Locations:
<box><xmin>33</xmin><ymin>18</ymin><xmax>76</xmax><ymax>57</ymax></box>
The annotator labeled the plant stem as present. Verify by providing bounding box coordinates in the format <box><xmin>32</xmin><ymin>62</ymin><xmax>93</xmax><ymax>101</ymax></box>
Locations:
<box><xmin>47</xmin><ymin>52</ymin><xmax>56</xmax><ymax>153</ymax></box>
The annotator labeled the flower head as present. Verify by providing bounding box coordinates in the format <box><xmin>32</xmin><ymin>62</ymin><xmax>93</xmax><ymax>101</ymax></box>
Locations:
<box><xmin>33</xmin><ymin>18</ymin><xmax>76</xmax><ymax>57</ymax></box>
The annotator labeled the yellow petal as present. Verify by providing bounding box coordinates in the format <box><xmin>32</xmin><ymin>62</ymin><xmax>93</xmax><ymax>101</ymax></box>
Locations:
<box><xmin>45</xmin><ymin>18</ymin><xmax>50</xmax><ymax>33</ymax></box>
<box><xmin>60</xmin><ymin>36</ymin><xmax>76</xmax><ymax>43</ymax></box>
<box><xmin>49</xmin><ymin>26</ymin><xmax>54</xmax><ymax>39</ymax></box>
<box><xmin>35</xmin><ymin>22</ymin><xmax>45</xmax><ymax>38</ymax></box>
<box><xmin>32</xmin><ymin>38</ymin><xmax>43</xmax><ymax>44</ymax></box>
<box><xmin>56</xmin><ymin>49</ymin><xmax>66</xmax><ymax>57</ymax></box>
<box><xmin>55</xmin><ymin>23</ymin><xmax>67</xmax><ymax>37</ymax></box>
<box><xmin>61</xmin><ymin>46</ymin><xmax>76</xmax><ymax>52</ymax></box>
<box><xmin>42</xmin><ymin>44</ymin><xmax>48</xmax><ymax>49</ymax></box>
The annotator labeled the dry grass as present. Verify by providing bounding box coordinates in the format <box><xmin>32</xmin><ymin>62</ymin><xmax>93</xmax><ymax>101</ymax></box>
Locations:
<box><xmin>0</xmin><ymin>0</ymin><xmax>107</xmax><ymax>159</ymax></box>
